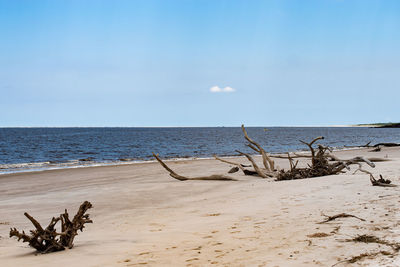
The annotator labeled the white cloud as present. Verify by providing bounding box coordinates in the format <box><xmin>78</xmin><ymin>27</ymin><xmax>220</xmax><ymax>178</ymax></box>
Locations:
<box><xmin>209</xmin><ymin>86</ymin><xmax>236</xmax><ymax>93</ymax></box>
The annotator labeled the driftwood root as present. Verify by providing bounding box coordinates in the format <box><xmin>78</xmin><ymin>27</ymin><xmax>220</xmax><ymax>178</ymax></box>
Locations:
<box><xmin>10</xmin><ymin>201</ymin><xmax>93</xmax><ymax>253</ymax></box>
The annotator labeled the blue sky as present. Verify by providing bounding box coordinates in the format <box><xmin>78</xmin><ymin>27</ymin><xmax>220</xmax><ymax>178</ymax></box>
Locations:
<box><xmin>0</xmin><ymin>0</ymin><xmax>399</xmax><ymax>126</ymax></box>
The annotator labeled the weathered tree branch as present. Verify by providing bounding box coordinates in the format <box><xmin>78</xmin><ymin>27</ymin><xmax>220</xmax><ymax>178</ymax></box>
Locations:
<box><xmin>241</xmin><ymin>125</ymin><xmax>275</xmax><ymax>171</ymax></box>
<box><xmin>153</xmin><ymin>153</ymin><xmax>237</xmax><ymax>181</ymax></box>
<box><xmin>213</xmin><ymin>155</ymin><xmax>257</xmax><ymax>176</ymax></box>
<box><xmin>299</xmin><ymin>136</ymin><xmax>324</xmax><ymax>167</ymax></box>
<box><xmin>235</xmin><ymin>150</ymin><xmax>270</xmax><ymax>178</ymax></box>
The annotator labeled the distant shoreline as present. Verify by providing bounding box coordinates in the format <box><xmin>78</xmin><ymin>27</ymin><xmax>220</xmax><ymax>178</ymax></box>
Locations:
<box><xmin>352</xmin><ymin>122</ymin><xmax>400</xmax><ymax>128</ymax></box>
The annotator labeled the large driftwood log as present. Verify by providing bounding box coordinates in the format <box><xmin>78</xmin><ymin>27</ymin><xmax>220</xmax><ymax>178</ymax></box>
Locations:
<box><xmin>153</xmin><ymin>153</ymin><xmax>237</xmax><ymax>181</ymax></box>
<box><xmin>10</xmin><ymin>201</ymin><xmax>92</xmax><ymax>253</ymax></box>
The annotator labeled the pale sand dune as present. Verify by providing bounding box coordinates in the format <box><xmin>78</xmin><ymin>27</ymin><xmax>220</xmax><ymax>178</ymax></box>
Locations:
<box><xmin>0</xmin><ymin>148</ymin><xmax>400</xmax><ymax>266</ymax></box>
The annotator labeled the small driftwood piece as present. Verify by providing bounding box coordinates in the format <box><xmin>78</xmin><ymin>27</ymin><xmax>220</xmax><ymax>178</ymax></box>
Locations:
<box><xmin>369</xmin><ymin>146</ymin><xmax>381</xmax><ymax>152</ymax></box>
<box><xmin>228</xmin><ymin>166</ymin><xmax>239</xmax><ymax>173</ymax></box>
<box><xmin>345</xmin><ymin>141</ymin><xmax>400</xmax><ymax>148</ymax></box>
<box><xmin>270</xmin><ymin>153</ymin><xmax>309</xmax><ymax>159</ymax></box>
<box><xmin>354</xmin><ymin>168</ymin><xmax>397</xmax><ymax>187</ymax></box>
<box><xmin>371</xmin><ymin>175</ymin><xmax>397</xmax><ymax>187</ymax></box>
<box><xmin>153</xmin><ymin>153</ymin><xmax>236</xmax><ymax>181</ymax></box>
<box><xmin>318</xmin><ymin>213</ymin><xmax>365</xmax><ymax>224</ymax></box>
<box><xmin>373</xmin><ymin>142</ymin><xmax>400</xmax><ymax>147</ymax></box>
<box><xmin>344</xmin><ymin>141</ymin><xmax>372</xmax><ymax>148</ymax></box>
<box><xmin>213</xmin><ymin>155</ymin><xmax>257</xmax><ymax>176</ymax></box>
<box><xmin>10</xmin><ymin>201</ymin><xmax>93</xmax><ymax>253</ymax></box>
<box><xmin>331</xmin><ymin>234</ymin><xmax>400</xmax><ymax>266</ymax></box>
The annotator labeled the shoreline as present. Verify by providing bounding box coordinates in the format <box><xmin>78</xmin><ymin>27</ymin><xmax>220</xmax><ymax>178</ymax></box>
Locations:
<box><xmin>0</xmin><ymin>146</ymin><xmax>366</xmax><ymax>176</ymax></box>
<box><xmin>1</xmin><ymin>147</ymin><xmax>399</xmax><ymax>266</ymax></box>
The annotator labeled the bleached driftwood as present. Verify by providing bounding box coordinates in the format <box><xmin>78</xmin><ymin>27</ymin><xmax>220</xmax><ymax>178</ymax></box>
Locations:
<box><xmin>153</xmin><ymin>153</ymin><xmax>237</xmax><ymax>181</ymax></box>
<box><xmin>154</xmin><ymin>125</ymin><xmax>378</xmax><ymax>182</ymax></box>
<box><xmin>241</xmin><ymin>124</ymin><xmax>275</xmax><ymax>171</ymax></box>
<box><xmin>213</xmin><ymin>155</ymin><xmax>257</xmax><ymax>176</ymax></box>
<box><xmin>216</xmin><ymin>126</ymin><xmax>377</xmax><ymax>181</ymax></box>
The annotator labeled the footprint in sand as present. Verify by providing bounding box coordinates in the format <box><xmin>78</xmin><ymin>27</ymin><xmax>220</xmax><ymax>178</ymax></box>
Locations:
<box><xmin>148</xmin><ymin>222</ymin><xmax>165</xmax><ymax>232</ymax></box>
<box><xmin>241</xmin><ymin>216</ymin><xmax>252</xmax><ymax>221</ymax></box>
<box><xmin>186</xmin><ymin>258</ymin><xmax>199</xmax><ymax>262</ymax></box>
<box><xmin>127</xmin><ymin>261</ymin><xmax>152</xmax><ymax>266</ymax></box>
<box><xmin>138</xmin><ymin>251</ymin><xmax>152</xmax><ymax>256</ymax></box>
<box><xmin>204</xmin><ymin>213</ymin><xmax>221</xmax><ymax>217</ymax></box>
<box><xmin>307</xmin><ymin>232</ymin><xmax>331</xmax><ymax>238</ymax></box>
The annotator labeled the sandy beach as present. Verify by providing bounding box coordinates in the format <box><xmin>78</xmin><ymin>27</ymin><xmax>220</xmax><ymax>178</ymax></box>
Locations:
<box><xmin>0</xmin><ymin>147</ymin><xmax>399</xmax><ymax>267</ymax></box>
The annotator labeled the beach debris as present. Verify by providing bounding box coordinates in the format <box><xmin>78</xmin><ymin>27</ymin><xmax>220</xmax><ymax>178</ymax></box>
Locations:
<box><xmin>79</xmin><ymin>157</ymin><xmax>94</xmax><ymax>162</ymax></box>
<box><xmin>332</xmin><ymin>235</ymin><xmax>400</xmax><ymax>266</ymax></box>
<box><xmin>307</xmin><ymin>232</ymin><xmax>331</xmax><ymax>238</ymax></box>
<box><xmin>218</xmin><ymin>125</ymin><xmax>377</xmax><ymax>180</ymax></box>
<box><xmin>373</xmin><ymin>142</ymin><xmax>400</xmax><ymax>147</ymax></box>
<box><xmin>318</xmin><ymin>213</ymin><xmax>365</xmax><ymax>224</ymax></box>
<box><xmin>228</xmin><ymin>166</ymin><xmax>239</xmax><ymax>173</ymax></box>
<box><xmin>362</xmin><ymin>157</ymin><xmax>391</xmax><ymax>162</ymax></box>
<box><xmin>345</xmin><ymin>141</ymin><xmax>400</xmax><ymax>148</ymax></box>
<box><xmin>238</xmin><ymin>125</ymin><xmax>276</xmax><ymax>172</ymax></box>
<box><xmin>331</xmin><ymin>250</ymin><xmax>393</xmax><ymax>266</ymax></box>
<box><xmin>370</xmin><ymin>175</ymin><xmax>396</xmax><ymax>187</ymax></box>
<box><xmin>346</xmin><ymin>234</ymin><xmax>400</xmax><ymax>250</ymax></box>
<box><xmin>153</xmin><ymin>153</ymin><xmax>237</xmax><ymax>181</ymax></box>
<box><xmin>10</xmin><ymin>201</ymin><xmax>93</xmax><ymax>253</ymax></box>
<box><xmin>369</xmin><ymin>146</ymin><xmax>381</xmax><ymax>152</ymax></box>
<box><xmin>214</xmin><ymin>155</ymin><xmax>258</xmax><ymax>176</ymax></box>
<box><xmin>235</xmin><ymin>150</ymin><xmax>276</xmax><ymax>178</ymax></box>
<box><xmin>353</xmin><ymin>167</ymin><xmax>397</xmax><ymax>187</ymax></box>
<box><xmin>155</xmin><ymin>125</ymin><xmax>378</xmax><ymax>181</ymax></box>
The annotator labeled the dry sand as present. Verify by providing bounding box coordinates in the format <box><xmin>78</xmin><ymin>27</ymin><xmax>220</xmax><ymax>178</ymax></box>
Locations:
<box><xmin>0</xmin><ymin>147</ymin><xmax>400</xmax><ymax>267</ymax></box>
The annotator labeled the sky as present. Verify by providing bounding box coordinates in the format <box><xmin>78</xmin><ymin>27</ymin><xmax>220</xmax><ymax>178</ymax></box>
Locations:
<box><xmin>0</xmin><ymin>0</ymin><xmax>399</xmax><ymax>127</ymax></box>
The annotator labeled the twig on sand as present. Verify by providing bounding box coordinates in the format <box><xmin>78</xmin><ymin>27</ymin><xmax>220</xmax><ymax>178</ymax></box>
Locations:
<box><xmin>318</xmin><ymin>213</ymin><xmax>365</xmax><ymax>224</ymax></box>
<box><xmin>331</xmin><ymin>251</ymin><xmax>393</xmax><ymax>266</ymax></box>
<box><xmin>331</xmin><ymin>234</ymin><xmax>400</xmax><ymax>266</ymax></box>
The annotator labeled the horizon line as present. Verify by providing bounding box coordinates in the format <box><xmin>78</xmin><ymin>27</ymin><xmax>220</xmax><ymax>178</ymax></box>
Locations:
<box><xmin>0</xmin><ymin>124</ymin><xmax>366</xmax><ymax>128</ymax></box>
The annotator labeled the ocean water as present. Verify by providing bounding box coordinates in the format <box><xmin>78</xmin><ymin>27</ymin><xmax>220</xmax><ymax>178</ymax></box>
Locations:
<box><xmin>1</xmin><ymin>127</ymin><xmax>399</xmax><ymax>174</ymax></box>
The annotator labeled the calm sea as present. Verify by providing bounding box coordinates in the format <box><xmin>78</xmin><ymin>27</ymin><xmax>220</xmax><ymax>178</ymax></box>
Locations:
<box><xmin>1</xmin><ymin>127</ymin><xmax>399</xmax><ymax>174</ymax></box>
